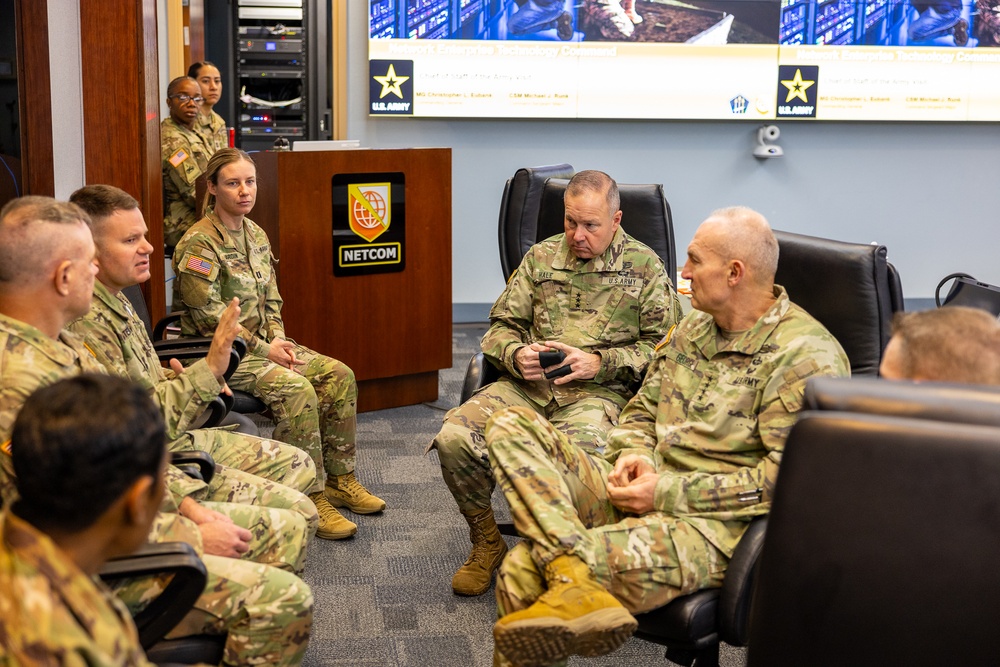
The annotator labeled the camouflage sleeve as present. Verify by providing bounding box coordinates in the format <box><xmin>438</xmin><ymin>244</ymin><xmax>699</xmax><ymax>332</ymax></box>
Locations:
<box><xmin>480</xmin><ymin>256</ymin><xmax>537</xmax><ymax>377</ymax></box>
<box><xmin>593</xmin><ymin>256</ymin><xmax>678</xmax><ymax>385</ymax></box>
<box><xmin>651</xmin><ymin>339</ymin><xmax>849</xmax><ymax>517</ymax></box>
<box><xmin>164</xmin><ymin>464</ymin><xmax>208</xmax><ymax>508</ymax></box>
<box><xmin>263</xmin><ymin>253</ymin><xmax>286</xmax><ymax>341</ymax></box>
<box><xmin>147</xmin><ymin>509</ymin><xmax>204</xmax><ymax>556</ymax></box>
<box><xmin>602</xmin><ymin>348</ymin><xmax>665</xmax><ymax>465</ymax></box>
<box><xmin>66</xmin><ymin>317</ymin><xmax>222</xmax><ymax>440</ymax></box>
<box><xmin>162</xmin><ymin>135</ymin><xmax>202</xmax><ymax>209</ymax></box>
<box><xmin>174</xmin><ymin>237</ymin><xmax>269</xmax><ymax>356</ymax></box>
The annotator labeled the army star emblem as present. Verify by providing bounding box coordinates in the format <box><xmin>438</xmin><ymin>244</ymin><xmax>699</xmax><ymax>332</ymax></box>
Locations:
<box><xmin>373</xmin><ymin>64</ymin><xmax>409</xmax><ymax>100</ymax></box>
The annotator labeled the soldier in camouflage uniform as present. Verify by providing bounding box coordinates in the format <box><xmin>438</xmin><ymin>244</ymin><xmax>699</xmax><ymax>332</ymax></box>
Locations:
<box><xmin>189</xmin><ymin>61</ymin><xmax>230</xmax><ymax>152</ymax></box>
<box><xmin>67</xmin><ymin>185</ymin><xmax>319</xmax><ymax>539</ymax></box>
<box><xmin>0</xmin><ymin>196</ymin><xmax>313</xmax><ymax>666</ymax></box>
<box><xmin>162</xmin><ymin>76</ymin><xmax>213</xmax><ymax>248</ymax></box>
<box><xmin>0</xmin><ymin>375</ymin><xmax>170</xmax><ymax>667</ymax></box>
<box><xmin>486</xmin><ymin>207</ymin><xmax>849</xmax><ymax>666</ymax></box>
<box><xmin>173</xmin><ymin>148</ymin><xmax>385</xmax><ymax>541</ymax></box>
<box><xmin>430</xmin><ymin>170</ymin><xmax>681</xmax><ymax>597</ymax></box>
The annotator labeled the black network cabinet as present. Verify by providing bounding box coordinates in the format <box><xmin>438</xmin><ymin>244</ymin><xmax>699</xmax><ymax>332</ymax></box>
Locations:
<box><xmin>206</xmin><ymin>0</ymin><xmax>330</xmax><ymax>152</ymax></box>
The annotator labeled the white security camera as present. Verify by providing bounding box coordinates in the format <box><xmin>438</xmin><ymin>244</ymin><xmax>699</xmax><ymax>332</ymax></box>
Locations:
<box><xmin>753</xmin><ymin>124</ymin><xmax>783</xmax><ymax>159</ymax></box>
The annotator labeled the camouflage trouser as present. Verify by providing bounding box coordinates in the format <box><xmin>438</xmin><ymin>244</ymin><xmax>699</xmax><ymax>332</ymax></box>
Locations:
<box><xmin>194</xmin><ymin>463</ymin><xmax>318</xmax><ymax>549</ymax></box>
<box><xmin>486</xmin><ymin>406</ymin><xmax>727</xmax><ymax>613</ymax></box>
<box><xmin>143</xmin><ymin>555</ymin><xmax>313</xmax><ymax>667</ymax></box>
<box><xmin>182</xmin><ymin>427</ymin><xmax>318</xmax><ymax>496</ymax></box>
<box><xmin>230</xmin><ymin>344</ymin><xmax>358</xmax><ymax>491</ymax></box>
<box><xmin>977</xmin><ymin>0</ymin><xmax>1000</xmax><ymax>45</ymax></box>
<box><xmin>582</xmin><ymin>0</ymin><xmax>635</xmax><ymax>39</ymax></box>
<box><xmin>429</xmin><ymin>376</ymin><xmax>620</xmax><ymax>514</ymax></box>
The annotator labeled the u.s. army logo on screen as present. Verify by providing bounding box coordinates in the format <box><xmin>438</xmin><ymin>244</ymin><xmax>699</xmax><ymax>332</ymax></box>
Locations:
<box><xmin>348</xmin><ymin>183</ymin><xmax>391</xmax><ymax>242</ymax></box>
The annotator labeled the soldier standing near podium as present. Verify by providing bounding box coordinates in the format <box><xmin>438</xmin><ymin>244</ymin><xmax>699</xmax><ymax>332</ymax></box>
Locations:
<box><xmin>162</xmin><ymin>76</ymin><xmax>212</xmax><ymax>249</ymax></box>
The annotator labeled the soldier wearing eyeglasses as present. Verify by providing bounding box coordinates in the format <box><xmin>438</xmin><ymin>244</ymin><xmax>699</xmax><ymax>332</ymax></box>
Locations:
<box><xmin>161</xmin><ymin>76</ymin><xmax>212</xmax><ymax>248</ymax></box>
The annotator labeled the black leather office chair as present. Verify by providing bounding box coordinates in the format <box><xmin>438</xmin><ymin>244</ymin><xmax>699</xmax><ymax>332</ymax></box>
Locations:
<box><xmin>773</xmin><ymin>230</ymin><xmax>904</xmax><ymax>377</ymax></box>
<box><xmin>747</xmin><ymin>407</ymin><xmax>1000</xmax><ymax>666</ymax></box>
<box><xmin>100</xmin><ymin>541</ymin><xmax>227</xmax><ymax>665</ymax></box>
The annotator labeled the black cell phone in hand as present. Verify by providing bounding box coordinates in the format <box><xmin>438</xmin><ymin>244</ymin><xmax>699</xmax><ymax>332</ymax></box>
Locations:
<box><xmin>538</xmin><ymin>349</ymin><xmax>566</xmax><ymax>368</ymax></box>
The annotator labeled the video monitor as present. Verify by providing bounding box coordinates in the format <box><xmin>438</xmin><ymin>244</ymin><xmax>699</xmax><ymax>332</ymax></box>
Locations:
<box><xmin>368</xmin><ymin>0</ymin><xmax>1000</xmax><ymax>120</ymax></box>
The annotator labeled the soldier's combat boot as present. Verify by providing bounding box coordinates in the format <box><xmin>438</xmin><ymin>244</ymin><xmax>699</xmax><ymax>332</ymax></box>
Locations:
<box><xmin>309</xmin><ymin>491</ymin><xmax>358</xmax><ymax>539</ymax></box>
<box><xmin>492</xmin><ymin>554</ymin><xmax>637</xmax><ymax>666</ymax></box>
<box><xmin>325</xmin><ymin>472</ymin><xmax>386</xmax><ymax>514</ymax></box>
<box><xmin>452</xmin><ymin>507</ymin><xmax>508</xmax><ymax>596</ymax></box>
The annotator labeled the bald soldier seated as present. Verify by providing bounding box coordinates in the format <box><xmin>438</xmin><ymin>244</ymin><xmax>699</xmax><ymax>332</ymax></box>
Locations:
<box><xmin>484</xmin><ymin>206</ymin><xmax>850</xmax><ymax>667</ymax></box>
<box><xmin>429</xmin><ymin>170</ymin><xmax>682</xmax><ymax>597</ymax></box>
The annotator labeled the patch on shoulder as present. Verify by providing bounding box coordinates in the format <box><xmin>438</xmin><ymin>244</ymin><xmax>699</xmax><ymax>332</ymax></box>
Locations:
<box><xmin>180</xmin><ymin>253</ymin><xmax>218</xmax><ymax>280</ymax></box>
<box><xmin>654</xmin><ymin>325</ymin><xmax>676</xmax><ymax>352</ymax></box>
<box><xmin>169</xmin><ymin>148</ymin><xmax>189</xmax><ymax>168</ymax></box>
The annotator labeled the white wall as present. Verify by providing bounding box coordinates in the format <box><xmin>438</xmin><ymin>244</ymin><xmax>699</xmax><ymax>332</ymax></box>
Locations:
<box><xmin>48</xmin><ymin>0</ymin><xmax>84</xmax><ymax>198</ymax></box>
<box><xmin>367</xmin><ymin>7</ymin><xmax>997</xmax><ymax>305</ymax></box>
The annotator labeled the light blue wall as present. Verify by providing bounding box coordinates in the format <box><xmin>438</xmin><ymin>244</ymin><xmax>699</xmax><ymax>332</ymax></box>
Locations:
<box><xmin>346</xmin><ymin>6</ymin><xmax>1000</xmax><ymax>310</ymax></box>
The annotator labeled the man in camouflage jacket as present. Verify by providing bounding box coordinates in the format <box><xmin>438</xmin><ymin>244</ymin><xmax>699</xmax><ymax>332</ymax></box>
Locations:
<box><xmin>430</xmin><ymin>170</ymin><xmax>681</xmax><ymax>596</ymax></box>
<box><xmin>486</xmin><ymin>206</ymin><xmax>849</xmax><ymax>667</ymax></box>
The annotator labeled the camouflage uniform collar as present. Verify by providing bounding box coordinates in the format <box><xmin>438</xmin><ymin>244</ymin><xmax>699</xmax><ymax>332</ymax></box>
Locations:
<box><xmin>552</xmin><ymin>227</ymin><xmax>628</xmax><ymax>272</ymax></box>
<box><xmin>91</xmin><ymin>281</ymin><xmax>131</xmax><ymax>320</ymax></box>
<box><xmin>688</xmin><ymin>286</ymin><xmax>791</xmax><ymax>358</ymax></box>
<box><xmin>161</xmin><ymin>116</ymin><xmax>201</xmax><ymax>140</ymax></box>
<box><xmin>0</xmin><ymin>313</ymin><xmax>80</xmax><ymax>367</ymax></box>
<box><xmin>205</xmin><ymin>210</ymin><xmax>253</xmax><ymax>249</ymax></box>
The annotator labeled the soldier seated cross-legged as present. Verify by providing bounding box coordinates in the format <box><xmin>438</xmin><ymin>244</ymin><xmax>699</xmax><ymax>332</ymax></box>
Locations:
<box><xmin>485</xmin><ymin>206</ymin><xmax>850</xmax><ymax>667</ymax></box>
<box><xmin>429</xmin><ymin>170</ymin><xmax>682</xmax><ymax>597</ymax></box>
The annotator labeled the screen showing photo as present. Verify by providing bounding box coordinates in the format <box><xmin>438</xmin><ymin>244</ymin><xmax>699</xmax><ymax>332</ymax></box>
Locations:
<box><xmin>368</xmin><ymin>0</ymin><xmax>1000</xmax><ymax>120</ymax></box>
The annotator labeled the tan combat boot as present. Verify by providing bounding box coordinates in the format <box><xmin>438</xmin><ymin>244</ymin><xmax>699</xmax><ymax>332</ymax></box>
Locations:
<box><xmin>492</xmin><ymin>554</ymin><xmax>637</xmax><ymax>666</ymax></box>
<box><xmin>325</xmin><ymin>472</ymin><xmax>386</xmax><ymax>514</ymax></box>
<box><xmin>452</xmin><ymin>507</ymin><xmax>509</xmax><ymax>596</ymax></box>
<box><xmin>309</xmin><ymin>491</ymin><xmax>357</xmax><ymax>539</ymax></box>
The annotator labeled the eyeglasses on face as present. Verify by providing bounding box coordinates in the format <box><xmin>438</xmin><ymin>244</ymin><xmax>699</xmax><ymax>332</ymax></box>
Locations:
<box><xmin>169</xmin><ymin>94</ymin><xmax>205</xmax><ymax>104</ymax></box>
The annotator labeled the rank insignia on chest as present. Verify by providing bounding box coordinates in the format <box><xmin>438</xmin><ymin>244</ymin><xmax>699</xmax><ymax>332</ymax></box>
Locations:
<box><xmin>169</xmin><ymin>148</ymin><xmax>189</xmax><ymax>167</ymax></box>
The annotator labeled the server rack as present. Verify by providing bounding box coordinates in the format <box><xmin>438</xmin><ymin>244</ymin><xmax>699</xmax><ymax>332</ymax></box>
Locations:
<box><xmin>206</xmin><ymin>0</ymin><xmax>330</xmax><ymax>152</ymax></box>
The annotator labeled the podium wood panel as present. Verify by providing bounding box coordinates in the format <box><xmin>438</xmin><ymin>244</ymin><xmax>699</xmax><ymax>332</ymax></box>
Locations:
<box><xmin>254</xmin><ymin>148</ymin><xmax>452</xmax><ymax>412</ymax></box>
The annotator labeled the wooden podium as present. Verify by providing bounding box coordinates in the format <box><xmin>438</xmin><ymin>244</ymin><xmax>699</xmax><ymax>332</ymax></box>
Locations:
<box><xmin>253</xmin><ymin>148</ymin><xmax>452</xmax><ymax>412</ymax></box>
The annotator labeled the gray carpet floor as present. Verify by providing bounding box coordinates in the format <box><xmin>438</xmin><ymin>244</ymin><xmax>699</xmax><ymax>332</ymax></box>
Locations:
<box><xmin>296</xmin><ymin>323</ymin><xmax>748</xmax><ymax>667</ymax></box>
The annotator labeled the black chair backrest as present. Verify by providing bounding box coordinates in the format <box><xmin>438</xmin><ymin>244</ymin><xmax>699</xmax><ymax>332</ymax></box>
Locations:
<box><xmin>122</xmin><ymin>284</ymin><xmax>155</xmax><ymax>338</ymax></box>
<box><xmin>773</xmin><ymin>230</ymin><xmax>903</xmax><ymax>377</ymax></box>
<box><xmin>748</xmin><ymin>411</ymin><xmax>1000</xmax><ymax>666</ymax></box>
<box><xmin>537</xmin><ymin>179</ymin><xmax>677</xmax><ymax>279</ymax></box>
<box><xmin>806</xmin><ymin>375</ymin><xmax>1000</xmax><ymax>427</ymax></box>
<box><xmin>497</xmin><ymin>163</ymin><xmax>575</xmax><ymax>279</ymax></box>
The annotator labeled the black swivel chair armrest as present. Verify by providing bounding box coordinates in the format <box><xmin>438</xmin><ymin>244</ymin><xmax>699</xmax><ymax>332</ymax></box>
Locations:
<box><xmin>460</xmin><ymin>352</ymin><xmax>502</xmax><ymax>405</ymax></box>
<box><xmin>152</xmin><ymin>311</ymin><xmax>184</xmax><ymax>342</ymax></box>
<box><xmin>98</xmin><ymin>541</ymin><xmax>207</xmax><ymax>650</ymax></box>
<box><xmin>718</xmin><ymin>515</ymin><xmax>768</xmax><ymax>647</ymax></box>
<box><xmin>170</xmin><ymin>450</ymin><xmax>216</xmax><ymax>485</ymax></box>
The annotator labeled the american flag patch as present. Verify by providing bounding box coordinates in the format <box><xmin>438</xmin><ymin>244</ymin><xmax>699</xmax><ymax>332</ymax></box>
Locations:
<box><xmin>185</xmin><ymin>255</ymin><xmax>215</xmax><ymax>277</ymax></box>
<box><xmin>169</xmin><ymin>148</ymin><xmax>189</xmax><ymax>167</ymax></box>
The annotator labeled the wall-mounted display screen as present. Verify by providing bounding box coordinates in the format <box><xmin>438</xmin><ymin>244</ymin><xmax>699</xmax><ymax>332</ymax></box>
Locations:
<box><xmin>367</xmin><ymin>0</ymin><xmax>1000</xmax><ymax>120</ymax></box>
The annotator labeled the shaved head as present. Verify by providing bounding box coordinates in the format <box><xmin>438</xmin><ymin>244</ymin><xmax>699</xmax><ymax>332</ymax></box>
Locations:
<box><xmin>0</xmin><ymin>196</ymin><xmax>92</xmax><ymax>288</ymax></box>
<box><xmin>700</xmin><ymin>206</ymin><xmax>778</xmax><ymax>286</ymax></box>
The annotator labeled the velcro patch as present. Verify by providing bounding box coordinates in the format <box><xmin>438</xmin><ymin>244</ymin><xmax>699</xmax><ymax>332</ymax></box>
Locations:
<box><xmin>182</xmin><ymin>254</ymin><xmax>217</xmax><ymax>278</ymax></box>
<box><xmin>169</xmin><ymin>148</ymin><xmax>189</xmax><ymax>168</ymax></box>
